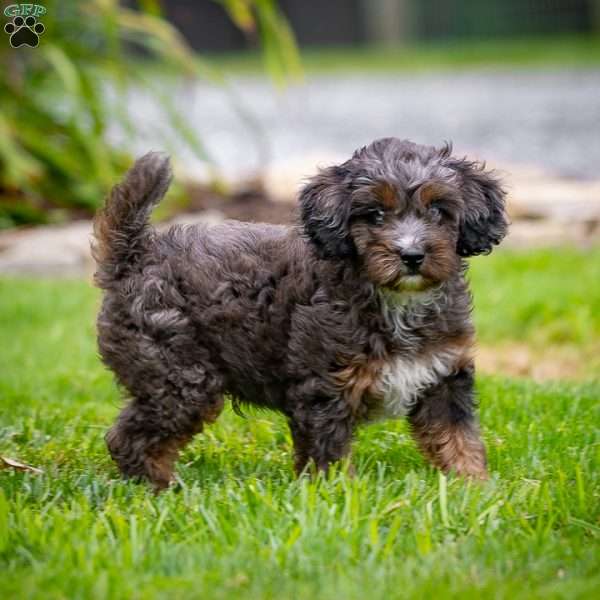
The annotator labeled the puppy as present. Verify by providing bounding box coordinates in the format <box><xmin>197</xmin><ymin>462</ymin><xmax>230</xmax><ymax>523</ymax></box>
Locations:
<box><xmin>93</xmin><ymin>138</ymin><xmax>508</xmax><ymax>490</ymax></box>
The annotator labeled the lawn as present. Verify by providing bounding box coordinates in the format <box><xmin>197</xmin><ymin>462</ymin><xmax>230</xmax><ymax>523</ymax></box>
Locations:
<box><xmin>1</xmin><ymin>247</ymin><xmax>599</xmax><ymax>599</ymax></box>
<box><xmin>210</xmin><ymin>35</ymin><xmax>600</xmax><ymax>74</ymax></box>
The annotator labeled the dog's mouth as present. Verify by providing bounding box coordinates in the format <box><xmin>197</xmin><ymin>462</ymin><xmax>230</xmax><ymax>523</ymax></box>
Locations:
<box><xmin>390</xmin><ymin>274</ymin><xmax>434</xmax><ymax>292</ymax></box>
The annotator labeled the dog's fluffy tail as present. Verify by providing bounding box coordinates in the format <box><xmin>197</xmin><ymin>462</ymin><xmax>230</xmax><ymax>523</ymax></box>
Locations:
<box><xmin>92</xmin><ymin>152</ymin><xmax>172</xmax><ymax>289</ymax></box>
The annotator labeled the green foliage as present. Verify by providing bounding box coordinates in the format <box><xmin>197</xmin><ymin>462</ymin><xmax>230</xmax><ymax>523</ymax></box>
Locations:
<box><xmin>218</xmin><ymin>0</ymin><xmax>302</xmax><ymax>86</ymax></box>
<box><xmin>0</xmin><ymin>0</ymin><xmax>301</xmax><ymax>228</ymax></box>
<box><xmin>0</xmin><ymin>248</ymin><xmax>599</xmax><ymax>598</ymax></box>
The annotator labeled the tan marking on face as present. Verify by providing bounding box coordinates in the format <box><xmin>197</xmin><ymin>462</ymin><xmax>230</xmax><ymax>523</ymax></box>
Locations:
<box><xmin>365</xmin><ymin>240</ymin><xmax>402</xmax><ymax>286</ymax></box>
<box><xmin>419</xmin><ymin>232</ymin><xmax>460</xmax><ymax>283</ymax></box>
<box><xmin>418</xmin><ymin>182</ymin><xmax>455</xmax><ymax>206</ymax></box>
<box><xmin>351</xmin><ymin>192</ymin><xmax>462</xmax><ymax>290</ymax></box>
<box><xmin>374</xmin><ymin>182</ymin><xmax>399</xmax><ymax>210</ymax></box>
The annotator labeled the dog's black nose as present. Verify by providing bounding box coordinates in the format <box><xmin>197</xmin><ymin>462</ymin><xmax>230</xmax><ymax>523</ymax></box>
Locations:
<box><xmin>400</xmin><ymin>250</ymin><xmax>425</xmax><ymax>271</ymax></box>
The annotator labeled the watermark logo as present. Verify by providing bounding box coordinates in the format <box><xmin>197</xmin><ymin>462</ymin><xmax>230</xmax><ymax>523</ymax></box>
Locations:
<box><xmin>4</xmin><ymin>4</ymin><xmax>46</xmax><ymax>47</ymax></box>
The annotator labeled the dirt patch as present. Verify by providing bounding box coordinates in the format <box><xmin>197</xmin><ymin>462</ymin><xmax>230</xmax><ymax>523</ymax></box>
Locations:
<box><xmin>476</xmin><ymin>343</ymin><xmax>597</xmax><ymax>381</ymax></box>
<box><xmin>185</xmin><ymin>181</ymin><xmax>296</xmax><ymax>225</ymax></box>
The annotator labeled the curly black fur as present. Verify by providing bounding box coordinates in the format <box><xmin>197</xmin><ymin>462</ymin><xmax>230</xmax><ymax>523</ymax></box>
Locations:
<box><xmin>93</xmin><ymin>138</ymin><xmax>507</xmax><ymax>490</ymax></box>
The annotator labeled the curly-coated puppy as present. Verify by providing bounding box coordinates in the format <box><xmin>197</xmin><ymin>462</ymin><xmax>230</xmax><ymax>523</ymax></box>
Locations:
<box><xmin>93</xmin><ymin>137</ymin><xmax>508</xmax><ymax>490</ymax></box>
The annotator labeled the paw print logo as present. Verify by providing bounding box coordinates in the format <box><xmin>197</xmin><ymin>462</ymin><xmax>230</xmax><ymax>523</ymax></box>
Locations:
<box><xmin>4</xmin><ymin>15</ymin><xmax>45</xmax><ymax>48</ymax></box>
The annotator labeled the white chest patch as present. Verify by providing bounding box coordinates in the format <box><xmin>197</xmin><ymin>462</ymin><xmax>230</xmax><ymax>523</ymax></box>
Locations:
<box><xmin>366</xmin><ymin>287</ymin><xmax>463</xmax><ymax>421</ymax></box>
<box><xmin>370</xmin><ymin>349</ymin><xmax>459</xmax><ymax>421</ymax></box>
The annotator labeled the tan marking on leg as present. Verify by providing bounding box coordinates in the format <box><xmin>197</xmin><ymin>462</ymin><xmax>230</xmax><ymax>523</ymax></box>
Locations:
<box><xmin>145</xmin><ymin>434</ymin><xmax>193</xmax><ymax>492</ymax></box>
<box><xmin>335</xmin><ymin>357</ymin><xmax>386</xmax><ymax>412</ymax></box>
<box><xmin>454</xmin><ymin>343</ymin><xmax>475</xmax><ymax>371</ymax></box>
<box><xmin>144</xmin><ymin>402</ymin><xmax>225</xmax><ymax>493</ymax></box>
<box><xmin>411</xmin><ymin>420</ymin><xmax>488</xmax><ymax>479</ymax></box>
<box><xmin>202</xmin><ymin>396</ymin><xmax>225</xmax><ymax>424</ymax></box>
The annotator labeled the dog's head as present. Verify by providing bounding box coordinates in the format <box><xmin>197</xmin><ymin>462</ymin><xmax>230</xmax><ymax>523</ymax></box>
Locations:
<box><xmin>300</xmin><ymin>137</ymin><xmax>508</xmax><ymax>292</ymax></box>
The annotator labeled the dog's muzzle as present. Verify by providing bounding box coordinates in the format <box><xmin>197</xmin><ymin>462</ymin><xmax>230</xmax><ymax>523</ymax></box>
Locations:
<box><xmin>399</xmin><ymin>249</ymin><xmax>425</xmax><ymax>274</ymax></box>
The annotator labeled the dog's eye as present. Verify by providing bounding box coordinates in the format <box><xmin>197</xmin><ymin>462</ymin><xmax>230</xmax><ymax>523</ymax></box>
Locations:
<box><xmin>428</xmin><ymin>204</ymin><xmax>445</xmax><ymax>222</ymax></box>
<box><xmin>366</xmin><ymin>208</ymin><xmax>385</xmax><ymax>226</ymax></box>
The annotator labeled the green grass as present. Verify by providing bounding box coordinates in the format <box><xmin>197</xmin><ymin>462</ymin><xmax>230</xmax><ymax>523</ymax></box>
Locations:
<box><xmin>470</xmin><ymin>248</ymin><xmax>600</xmax><ymax>365</ymax></box>
<box><xmin>209</xmin><ymin>35</ymin><xmax>600</xmax><ymax>74</ymax></box>
<box><xmin>1</xmin><ymin>247</ymin><xmax>599</xmax><ymax>599</ymax></box>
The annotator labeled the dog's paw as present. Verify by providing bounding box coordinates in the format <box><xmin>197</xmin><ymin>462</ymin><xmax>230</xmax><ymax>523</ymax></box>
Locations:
<box><xmin>448</xmin><ymin>462</ymin><xmax>489</xmax><ymax>481</ymax></box>
<box><xmin>4</xmin><ymin>15</ymin><xmax>45</xmax><ymax>48</ymax></box>
<box><xmin>152</xmin><ymin>476</ymin><xmax>177</xmax><ymax>494</ymax></box>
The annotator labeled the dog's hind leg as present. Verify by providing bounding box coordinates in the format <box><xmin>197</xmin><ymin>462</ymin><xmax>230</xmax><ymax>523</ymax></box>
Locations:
<box><xmin>408</xmin><ymin>366</ymin><xmax>488</xmax><ymax>479</ymax></box>
<box><xmin>288</xmin><ymin>394</ymin><xmax>355</xmax><ymax>475</ymax></box>
<box><xmin>106</xmin><ymin>366</ymin><xmax>224</xmax><ymax>491</ymax></box>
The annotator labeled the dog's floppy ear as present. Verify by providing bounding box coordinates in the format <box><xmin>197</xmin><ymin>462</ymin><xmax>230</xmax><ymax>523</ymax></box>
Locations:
<box><xmin>448</xmin><ymin>157</ymin><xmax>508</xmax><ymax>257</ymax></box>
<box><xmin>299</xmin><ymin>165</ymin><xmax>354</xmax><ymax>258</ymax></box>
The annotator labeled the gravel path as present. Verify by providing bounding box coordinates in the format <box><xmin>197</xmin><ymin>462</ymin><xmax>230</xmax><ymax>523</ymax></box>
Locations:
<box><xmin>125</xmin><ymin>68</ymin><xmax>600</xmax><ymax>179</ymax></box>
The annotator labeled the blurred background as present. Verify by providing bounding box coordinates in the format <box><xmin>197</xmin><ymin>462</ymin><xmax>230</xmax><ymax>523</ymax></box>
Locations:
<box><xmin>1</xmin><ymin>0</ymin><xmax>599</xmax><ymax>379</ymax></box>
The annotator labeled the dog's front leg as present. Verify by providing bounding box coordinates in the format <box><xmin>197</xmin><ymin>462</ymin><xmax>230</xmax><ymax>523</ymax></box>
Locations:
<box><xmin>408</xmin><ymin>365</ymin><xmax>488</xmax><ymax>479</ymax></box>
<box><xmin>288</xmin><ymin>397</ymin><xmax>354</xmax><ymax>476</ymax></box>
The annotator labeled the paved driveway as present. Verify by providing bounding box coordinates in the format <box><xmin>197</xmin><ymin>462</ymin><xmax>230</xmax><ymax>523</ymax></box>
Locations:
<box><xmin>125</xmin><ymin>69</ymin><xmax>600</xmax><ymax>179</ymax></box>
